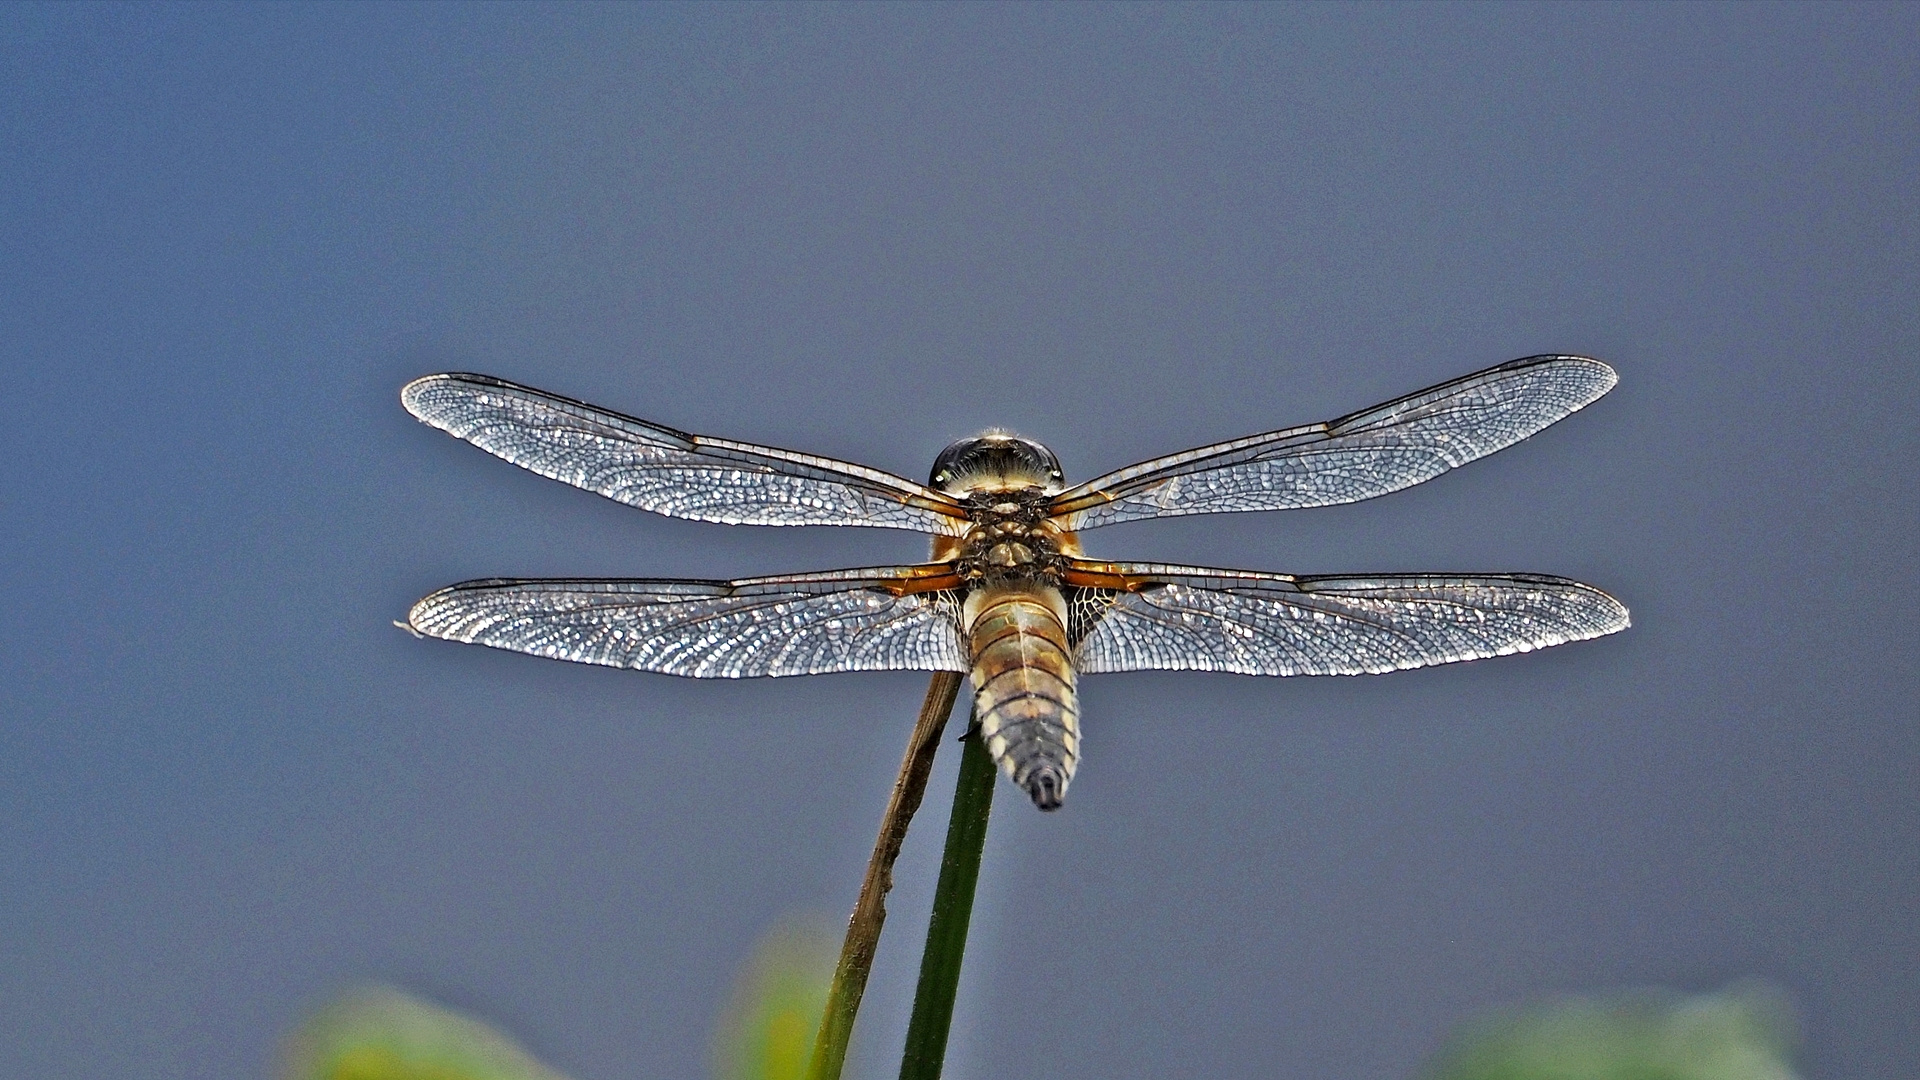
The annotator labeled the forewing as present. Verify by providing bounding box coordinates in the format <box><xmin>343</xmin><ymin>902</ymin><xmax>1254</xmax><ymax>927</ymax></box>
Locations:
<box><xmin>1051</xmin><ymin>356</ymin><xmax>1616</xmax><ymax>530</ymax></box>
<box><xmin>406</xmin><ymin>566</ymin><xmax>968</xmax><ymax>677</ymax></box>
<box><xmin>1065</xmin><ymin>561</ymin><xmax>1628</xmax><ymax>675</ymax></box>
<box><xmin>403</xmin><ymin>373</ymin><xmax>970</xmax><ymax>535</ymax></box>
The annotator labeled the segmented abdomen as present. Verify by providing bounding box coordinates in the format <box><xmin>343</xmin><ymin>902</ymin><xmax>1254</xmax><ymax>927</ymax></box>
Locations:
<box><xmin>965</xmin><ymin>585</ymin><xmax>1080</xmax><ymax>810</ymax></box>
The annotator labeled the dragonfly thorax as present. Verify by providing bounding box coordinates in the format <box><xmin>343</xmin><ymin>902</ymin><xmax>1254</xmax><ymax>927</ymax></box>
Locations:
<box><xmin>949</xmin><ymin>488</ymin><xmax>1071</xmax><ymax>585</ymax></box>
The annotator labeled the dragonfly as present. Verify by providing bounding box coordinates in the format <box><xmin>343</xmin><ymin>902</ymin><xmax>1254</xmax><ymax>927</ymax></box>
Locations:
<box><xmin>400</xmin><ymin>355</ymin><xmax>1628</xmax><ymax>811</ymax></box>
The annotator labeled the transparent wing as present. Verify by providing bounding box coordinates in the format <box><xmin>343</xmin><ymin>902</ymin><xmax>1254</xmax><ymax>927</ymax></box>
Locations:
<box><xmin>406</xmin><ymin>565</ymin><xmax>968</xmax><ymax>677</ymax></box>
<box><xmin>403</xmin><ymin>373</ymin><xmax>970</xmax><ymax>535</ymax></box>
<box><xmin>1050</xmin><ymin>356</ymin><xmax>1616</xmax><ymax>530</ymax></box>
<box><xmin>1063</xmin><ymin>560</ymin><xmax>1628</xmax><ymax>676</ymax></box>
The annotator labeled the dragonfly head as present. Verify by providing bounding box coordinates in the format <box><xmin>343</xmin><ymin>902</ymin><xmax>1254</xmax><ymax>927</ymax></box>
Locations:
<box><xmin>930</xmin><ymin>432</ymin><xmax>1065</xmax><ymax>496</ymax></box>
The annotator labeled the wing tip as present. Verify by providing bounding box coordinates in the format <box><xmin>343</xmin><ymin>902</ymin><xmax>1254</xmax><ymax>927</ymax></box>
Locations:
<box><xmin>1574</xmin><ymin>355</ymin><xmax>1619</xmax><ymax>400</ymax></box>
<box><xmin>402</xmin><ymin>583</ymin><xmax>479</xmax><ymax>640</ymax></box>
<box><xmin>1569</xmin><ymin>582</ymin><xmax>1631</xmax><ymax>640</ymax></box>
<box><xmin>402</xmin><ymin>597</ymin><xmax>440</xmax><ymax>638</ymax></box>
<box><xmin>400</xmin><ymin>372</ymin><xmax>504</xmax><ymax>423</ymax></box>
<box><xmin>399</xmin><ymin>372</ymin><xmax>454</xmax><ymax>422</ymax></box>
<box><xmin>1531</xmin><ymin>354</ymin><xmax>1619</xmax><ymax>403</ymax></box>
<box><xmin>1605</xmin><ymin>597</ymin><xmax>1632</xmax><ymax>635</ymax></box>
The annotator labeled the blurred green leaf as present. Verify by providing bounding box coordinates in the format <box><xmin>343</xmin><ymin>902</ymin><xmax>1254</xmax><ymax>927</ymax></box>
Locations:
<box><xmin>1428</xmin><ymin>983</ymin><xmax>1799</xmax><ymax>1080</ymax></box>
<box><xmin>283</xmin><ymin>985</ymin><xmax>572</xmax><ymax>1080</ymax></box>
<box><xmin>714</xmin><ymin>920</ymin><xmax>839</xmax><ymax>1080</ymax></box>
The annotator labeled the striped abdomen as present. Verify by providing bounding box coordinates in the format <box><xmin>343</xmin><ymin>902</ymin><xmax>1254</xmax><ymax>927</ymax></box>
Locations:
<box><xmin>964</xmin><ymin>584</ymin><xmax>1080</xmax><ymax>810</ymax></box>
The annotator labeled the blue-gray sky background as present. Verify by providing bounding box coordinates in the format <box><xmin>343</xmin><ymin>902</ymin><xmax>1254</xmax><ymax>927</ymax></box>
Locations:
<box><xmin>2</xmin><ymin>4</ymin><xmax>1915</xmax><ymax>1079</ymax></box>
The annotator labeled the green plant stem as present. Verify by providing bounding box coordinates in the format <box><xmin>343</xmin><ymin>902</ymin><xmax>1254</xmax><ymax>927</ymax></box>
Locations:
<box><xmin>897</xmin><ymin>720</ymin><xmax>997</xmax><ymax>1080</ymax></box>
<box><xmin>808</xmin><ymin>671</ymin><xmax>964</xmax><ymax>1080</ymax></box>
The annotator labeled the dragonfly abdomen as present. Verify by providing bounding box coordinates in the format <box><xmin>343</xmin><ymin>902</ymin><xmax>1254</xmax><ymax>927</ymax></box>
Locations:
<box><xmin>964</xmin><ymin>584</ymin><xmax>1081</xmax><ymax>810</ymax></box>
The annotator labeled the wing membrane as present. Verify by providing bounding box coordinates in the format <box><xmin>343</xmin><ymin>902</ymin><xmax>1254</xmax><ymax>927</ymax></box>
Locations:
<box><xmin>1065</xmin><ymin>560</ymin><xmax>1628</xmax><ymax>676</ymax></box>
<box><xmin>407</xmin><ymin>566</ymin><xmax>968</xmax><ymax>677</ymax></box>
<box><xmin>403</xmin><ymin>373</ymin><xmax>970</xmax><ymax>535</ymax></box>
<box><xmin>1051</xmin><ymin>356</ymin><xmax>1616</xmax><ymax>530</ymax></box>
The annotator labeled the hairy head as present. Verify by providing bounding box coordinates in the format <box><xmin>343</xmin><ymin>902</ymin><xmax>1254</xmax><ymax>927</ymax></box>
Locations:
<box><xmin>929</xmin><ymin>432</ymin><xmax>1064</xmax><ymax>495</ymax></box>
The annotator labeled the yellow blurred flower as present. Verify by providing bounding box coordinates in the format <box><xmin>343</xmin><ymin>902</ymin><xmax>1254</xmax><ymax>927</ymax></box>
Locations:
<box><xmin>713</xmin><ymin>920</ymin><xmax>839</xmax><ymax>1080</ymax></box>
<box><xmin>282</xmin><ymin>985</ymin><xmax>571</xmax><ymax>1080</ymax></box>
<box><xmin>1428</xmin><ymin>983</ymin><xmax>1799</xmax><ymax>1080</ymax></box>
